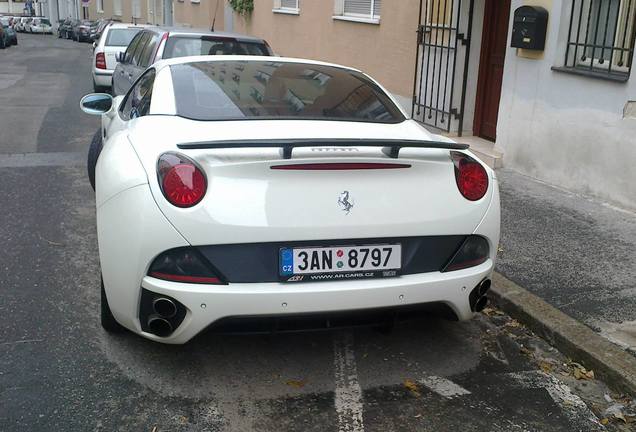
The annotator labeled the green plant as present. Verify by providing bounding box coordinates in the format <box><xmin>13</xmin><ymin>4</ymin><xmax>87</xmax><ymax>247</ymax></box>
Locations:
<box><xmin>229</xmin><ymin>0</ymin><xmax>254</xmax><ymax>15</ymax></box>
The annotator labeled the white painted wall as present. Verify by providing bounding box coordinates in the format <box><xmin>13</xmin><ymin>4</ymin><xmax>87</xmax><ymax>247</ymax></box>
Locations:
<box><xmin>497</xmin><ymin>0</ymin><xmax>636</xmax><ymax>210</ymax></box>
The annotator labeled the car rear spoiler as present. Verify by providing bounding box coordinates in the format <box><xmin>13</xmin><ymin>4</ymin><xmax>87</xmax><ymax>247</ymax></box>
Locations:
<box><xmin>177</xmin><ymin>139</ymin><xmax>469</xmax><ymax>159</ymax></box>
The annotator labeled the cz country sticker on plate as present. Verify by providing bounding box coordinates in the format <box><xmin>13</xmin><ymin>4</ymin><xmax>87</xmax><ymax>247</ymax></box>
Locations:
<box><xmin>279</xmin><ymin>244</ymin><xmax>401</xmax><ymax>282</ymax></box>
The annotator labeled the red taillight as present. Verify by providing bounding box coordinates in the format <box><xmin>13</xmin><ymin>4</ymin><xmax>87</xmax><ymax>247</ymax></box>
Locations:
<box><xmin>157</xmin><ymin>153</ymin><xmax>207</xmax><ymax>208</ymax></box>
<box><xmin>451</xmin><ymin>152</ymin><xmax>489</xmax><ymax>201</ymax></box>
<box><xmin>95</xmin><ymin>52</ymin><xmax>106</xmax><ymax>70</ymax></box>
<box><xmin>271</xmin><ymin>163</ymin><xmax>411</xmax><ymax>170</ymax></box>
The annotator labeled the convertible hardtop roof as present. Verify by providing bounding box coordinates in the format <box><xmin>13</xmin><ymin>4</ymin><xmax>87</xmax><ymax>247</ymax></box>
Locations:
<box><xmin>153</xmin><ymin>55</ymin><xmax>363</xmax><ymax>74</ymax></box>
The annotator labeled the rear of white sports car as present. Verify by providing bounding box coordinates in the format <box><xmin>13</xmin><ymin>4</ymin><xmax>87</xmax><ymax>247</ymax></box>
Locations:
<box><xmin>95</xmin><ymin>57</ymin><xmax>499</xmax><ymax>343</ymax></box>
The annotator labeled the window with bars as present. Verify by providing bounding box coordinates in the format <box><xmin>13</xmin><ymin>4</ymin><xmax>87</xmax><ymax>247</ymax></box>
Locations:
<box><xmin>558</xmin><ymin>0</ymin><xmax>636</xmax><ymax>81</ymax></box>
<box><xmin>335</xmin><ymin>0</ymin><xmax>381</xmax><ymax>20</ymax></box>
<box><xmin>274</xmin><ymin>0</ymin><xmax>299</xmax><ymax>13</ymax></box>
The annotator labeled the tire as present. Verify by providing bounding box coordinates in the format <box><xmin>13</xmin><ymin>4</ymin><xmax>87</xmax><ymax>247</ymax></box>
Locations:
<box><xmin>101</xmin><ymin>277</ymin><xmax>125</xmax><ymax>333</ymax></box>
<box><xmin>87</xmin><ymin>129</ymin><xmax>102</xmax><ymax>191</ymax></box>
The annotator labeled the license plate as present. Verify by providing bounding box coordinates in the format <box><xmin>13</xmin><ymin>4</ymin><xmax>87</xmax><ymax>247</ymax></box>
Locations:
<box><xmin>279</xmin><ymin>244</ymin><xmax>401</xmax><ymax>282</ymax></box>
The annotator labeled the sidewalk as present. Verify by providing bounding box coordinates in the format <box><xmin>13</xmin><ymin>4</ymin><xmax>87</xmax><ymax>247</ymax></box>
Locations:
<box><xmin>495</xmin><ymin>168</ymin><xmax>636</xmax><ymax>355</ymax></box>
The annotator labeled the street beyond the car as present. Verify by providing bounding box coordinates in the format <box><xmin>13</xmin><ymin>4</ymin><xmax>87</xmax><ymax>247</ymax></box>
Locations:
<box><xmin>80</xmin><ymin>56</ymin><xmax>500</xmax><ymax>344</ymax></box>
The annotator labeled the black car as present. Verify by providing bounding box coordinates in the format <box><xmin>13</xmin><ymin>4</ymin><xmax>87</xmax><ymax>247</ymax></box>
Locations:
<box><xmin>90</xmin><ymin>18</ymin><xmax>112</xmax><ymax>41</ymax></box>
<box><xmin>58</xmin><ymin>18</ymin><xmax>77</xmax><ymax>39</ymax></box>
<box><xmin>0</xmin><ymin>24</ymin><xmax>9</xmax><ymax>49</ymax></box>
<box><xmin>72</xmin><ymin>19</ymin><xmax>94</xmax><ymax>42</ymax></box>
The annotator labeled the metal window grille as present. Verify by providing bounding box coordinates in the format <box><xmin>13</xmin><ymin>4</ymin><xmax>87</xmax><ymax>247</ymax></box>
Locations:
<box><xmin>412</xmin><ymin>0</ymin><xmax>474</xmax><ymax>133</ymax></box>
<box><xmin>280</xmin><ymin>0</ymin><xmax>299</xmax><ymax>10</ymax></box>
<box><xmin>343</xmin><ymin>0</ymin><xmax>381</xmax><ymax>18</ymax></box>
<box><xmin>562</xmin><ymin>0</ymin><xmax>636</xmax><ymax>80</ymax></box>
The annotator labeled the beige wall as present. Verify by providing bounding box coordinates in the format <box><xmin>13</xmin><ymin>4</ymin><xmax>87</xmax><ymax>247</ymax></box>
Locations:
<box><xmin>231</xmin><ymin>0</ymin><xmax>420</xmax><ymax>100</ymax></box>
<box><xmin>174</xmin><ymin>0</ymin><xmax>224</xmax><ymax>30</ymax></box>
<box><xmin>87</xmin><ymin>0</ymin><xmax>149</xmax><ymax>24</ymax></box>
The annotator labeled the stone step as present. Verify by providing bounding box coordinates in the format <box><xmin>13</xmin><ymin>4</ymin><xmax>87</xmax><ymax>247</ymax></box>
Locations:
<box><xmin>444</xmin><ymin>134</ymin><xmax>503</xmax><ymax>169</ymax></box>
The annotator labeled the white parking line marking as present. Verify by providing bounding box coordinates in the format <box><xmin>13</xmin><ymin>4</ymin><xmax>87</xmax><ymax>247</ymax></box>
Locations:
<box><xmin>418</xmin><ymin>375</ymin><xmax>472</xmax><ymax>398</ymax></box>
<box><xmin>333</xmin><ymin>332</ymin><xmax>365</xmax><ymax>432</ymax></box>
<box><xmin>0</xmin><ymin>151</ymin><xmax>84</xmax><ymax>168</ymax></box>
<box><xmin>506</xmin><ymin>371</ymin><xmax>605</xmax><ymax>431</ymax></box>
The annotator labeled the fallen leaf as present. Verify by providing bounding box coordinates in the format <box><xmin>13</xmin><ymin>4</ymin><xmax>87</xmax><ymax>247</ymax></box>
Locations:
<box><xmin>481</xmin><ymin>307</ymin><xmax>505</xmax><ymax>317</ymax></box>
<box><xmin>404</xmin><ymin>379</ymin><xmax>421</xmax><ymax>397</ymax></box>
<box><xmin>539</xmin><ymin>361</ymin><xmax>554</xmax><ymax>373</ymax></box>
<box><xmin>505</xmin><ymin>319</ymin><xmax>521</xmax><ymax>328</ymax></box>
<box><xmin>600</xmin><ymin>418</ymin><xmax>609</xmax><ymax>425</ymax></box>
<box><xmin>286</xmin><ymin>379</ymin><xmax>306</xmax><ymax>389</ymax></box>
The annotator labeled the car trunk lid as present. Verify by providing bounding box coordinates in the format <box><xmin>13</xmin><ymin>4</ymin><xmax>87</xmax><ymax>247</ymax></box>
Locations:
<box><xmin>129</xmin><ymin>118</ymin><xmax>493</xmax><ymax>245</ymax></box>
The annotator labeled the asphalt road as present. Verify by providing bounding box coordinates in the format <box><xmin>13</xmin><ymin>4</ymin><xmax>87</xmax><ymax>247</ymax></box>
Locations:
<box><xmin>0</xmin><ymin>34</ymin><xmax>627</xmax><ymax>431</ymax></box>
<box><xmin>496</xmin><ymin>169</ymin><xmax>636</xmax><ymax>354</ymax></box>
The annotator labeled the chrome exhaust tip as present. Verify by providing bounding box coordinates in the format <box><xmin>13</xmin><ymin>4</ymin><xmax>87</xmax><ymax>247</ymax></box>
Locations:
<box><xmin>147</xmin><ymin>315</ymin><xmax>173</xmax><ymax>337</ymax></box>
<box><xmin>478</xmin><ymin>279</ymin><xmax>492</xmax><ymax>297</ymax></box>
<box><xmin>152</xmin><ymin>297</ymin><xmax>177</xmax><ymax>318</ymax></box>
<box><xmin>474</xmin><ymin>296</ymin><xmax>488</xmax><ymax>312</ymax></box>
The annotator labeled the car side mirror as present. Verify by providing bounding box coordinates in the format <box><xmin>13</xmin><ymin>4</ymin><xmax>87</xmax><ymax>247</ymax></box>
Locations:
<box><xmin>80</xmin><ymin>93</ymin><xmax>113</xmax><ymax>115</ymax></box>
<box><xmin>92</xmin><ymin>41</ymin><xmax>97</xmax><ymax>50</ymax></box>
<box><xmin>115</xmin><ymin>52</ymin><xmax>126</xmax><ymax>63</ymax></box>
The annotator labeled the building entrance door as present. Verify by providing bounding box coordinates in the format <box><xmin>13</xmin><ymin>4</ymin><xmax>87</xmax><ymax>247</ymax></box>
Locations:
<box><xmin>474</xmin><ymin>0</ymin><xmax>510</xmax><ymax>141</ymax></box>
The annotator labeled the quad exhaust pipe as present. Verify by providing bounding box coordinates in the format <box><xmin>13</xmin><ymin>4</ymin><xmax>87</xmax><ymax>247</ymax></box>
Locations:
<box><xmin>147</xmin><ymin>315</ymin><xmax>173</xmax><ymax>337</ymax></box>
<box><xmin>140</xmin><ymin>290</ymin><xmax>185</xmax><ymax>337</ymax></box>
<box><xmin>471</xmin><ymin>279</ymin><xmax>492</xmax><ymax>312</ymax></box>
<box><xmin>153</xmin><ymin>297</ymin><xmax>177</xmax><ymax>318</ymax></box>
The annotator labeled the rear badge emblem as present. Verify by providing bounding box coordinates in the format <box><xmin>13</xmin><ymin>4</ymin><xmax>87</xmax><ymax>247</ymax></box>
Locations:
<box><xmin>338</xmin><ymin>191</ymin><xmax>354</xmax><ymax>214</ymax></box>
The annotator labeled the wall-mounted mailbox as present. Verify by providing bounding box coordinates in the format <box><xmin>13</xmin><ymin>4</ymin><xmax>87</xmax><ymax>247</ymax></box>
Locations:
<box><xmin>511</xmin><ymin>6</ymin><xmax>548</xmax><ymax>51</ymax></box>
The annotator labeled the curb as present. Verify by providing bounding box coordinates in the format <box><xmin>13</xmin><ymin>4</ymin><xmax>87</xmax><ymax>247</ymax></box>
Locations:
<box><xmin>489</xmin><ymin>272</ymin><xmax>636</xmax><ymax>396</ymax></box>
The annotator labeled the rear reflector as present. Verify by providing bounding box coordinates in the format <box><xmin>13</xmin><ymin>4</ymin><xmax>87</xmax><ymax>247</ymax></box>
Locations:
<box><xmin>271</xmin><ymin>163</ymin><xmax>411</xmax><ymax>170</ymax></box>
<box><xmin>148</xmin><ymin>247</ymin><xmax>225</xmax><ymax>284</ymax></box>
<box><xmin>442</xmin><ymin>235</ymin><xmax>490</xmax><ymax>272</ymax></box>
<box><xmin>149</xmin><ymin>272</ymin><xmax>221</xmax><ymax>284</ymax></box>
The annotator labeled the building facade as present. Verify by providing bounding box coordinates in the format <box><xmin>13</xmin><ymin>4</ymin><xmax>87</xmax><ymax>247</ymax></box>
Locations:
<box><xmin>224</xmin><ymin>0</ymin><xmax>636</xmax><ymax>209</ymax></box>
<box><xmin>10</xmin><ymin>0</ymin><xmax>634</xmax><ymax>208</ymax></box>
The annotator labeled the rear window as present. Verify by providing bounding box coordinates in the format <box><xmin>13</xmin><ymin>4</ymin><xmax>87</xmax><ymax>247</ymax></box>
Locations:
<box><xmin>41</xmin><ymin>19</ymin><xmax>51</xmax><ymax>25</ymax></box>
<box><xmin>106</xmin><ymin>28</ymin><xmax>141</xmax><ymax>47</ymax></box>
<box><xmin>170</xmin><ymin>61</ymin><xmax>405</xmax><ymax>123</ymax></box>
<box><xmin>163</xmin><ymin>36</ymin><xmax>272</xmax><ymax>59</ymax></box>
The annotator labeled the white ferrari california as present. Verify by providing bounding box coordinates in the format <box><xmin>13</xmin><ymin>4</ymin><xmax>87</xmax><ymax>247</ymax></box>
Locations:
<box><xmin>80</xmin><ymin>55</ymin><xmax>500</xmax><ymax>344</ymax></box>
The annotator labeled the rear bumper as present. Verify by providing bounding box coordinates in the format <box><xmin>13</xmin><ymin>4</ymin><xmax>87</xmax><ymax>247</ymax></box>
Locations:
<box><xmin>92</xmin><ymin>69</ymin><xmax>113</xmax><ymax>87</ymax></box>
<box><xmin>136</xmin><ymin>261</ymin><xmax>493</xmax><ymax>344</ymax></box>
<box><xmin>97</xmin><ymin>173</ymin><xmax>500</xmax><ymax>345</ymax></box>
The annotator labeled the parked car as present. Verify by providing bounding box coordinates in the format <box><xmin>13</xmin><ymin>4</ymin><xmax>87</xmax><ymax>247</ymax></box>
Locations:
<box><xmin>0</xmin><ymin>24</ymin><xmax>9</xmax><ymax>49</ymax></box>
<box><xmin>90</xmin><ymin>18</ymin><xmax>112</xmax><ymax>41</ymax></box>
<box><xmin>15</xmin><ymin>17</ymin><xmax>31</xmax><ymax>32</ymax></box>
<box><xmin>79</xmin><ymin>56</ymin><xmax>500</xmax><ymax>343</ymax></box>
<box><xmin>92</xmin><ymin>22</ymin><xmax>150</xmax><ymax>93</ymax></box>
<box><xmin>57</xmin><ymin>18</ymin><xmax>76</xmax><ymax>39</ymax></box>
<box><xmin>72</xmin><ymin>19</ymin><xmax>95</xmax><ymax>42</ymax></box>
<box><xmin>112</xmin><ymin>27</ymin><xmax>273</xmax><ymax>96</ymax></box>
<box><xmin>28</xmin><ymin>18</ymin><xmax>53</xmax><ymax>34</ymax></box>
<box><xmin>1</xmin><ymin>21</ymin><xmax>17</xmax><ymax>45</ymax></box>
